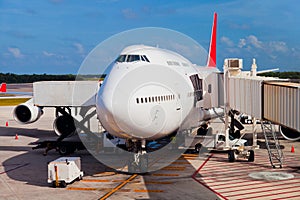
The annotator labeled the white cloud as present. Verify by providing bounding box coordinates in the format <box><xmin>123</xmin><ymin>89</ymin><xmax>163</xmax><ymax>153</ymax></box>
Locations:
<box><xmin>221</xmin><ymin>36</ymin><xmax>234</xmax><ymax>47</ymax></box>
<box><xmin>8</xmin><ymin>47</ymin><xmax>24</xmax><ymax>58</ymax></box>
<box><xmin>247</xmin><ymin>35</ymin><xmax>263</xmax><ymax>48</ymax></box>
<box><xmin>43</xmin><ymin>51</ymin><xmax>55</xmax><ymax>57</ymax></box>
<box><xmin>238</xmin><ymin>39</ymin><xmax>246</xmax><ymax>48</ymax></box>
<box><xmin>238</xmin><ymin>35</ymin><xmax>263</xmax><ymax>49</ymax></box>
<box><xmin>73</xmin><ymin>43</ymin><xmax>85</xmax><ymax>56</ymax></box>
<box><xmin>269</xmin><ymin>41</ymin><xmax>288</xmax><ymax>53</ymax></box>
<box><xmin>122</xmin><ymin>8</ymin><xmax>137</xmax><ymax>19</ymax></box>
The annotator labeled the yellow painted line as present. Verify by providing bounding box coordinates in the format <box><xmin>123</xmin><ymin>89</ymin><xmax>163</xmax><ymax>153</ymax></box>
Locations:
<box><xmin>68</xmin><ymin>187</ymin><xmax>98</xmax><ymax>191</ymax></box>
<box><xmin>161</xmin><ymin>166</ymin><xmax>186</xmax><ymax>171</ymax></box>
<box><xmin>134</xmin><ymin>189</ymin><xmax>164</xmax><ymax>193</ymax></box>
<box><xmin>93</xmin><ymin>172</ymin><xmax>117</xmax><ymax>177</ymax></box>
<box><xmin>145</xmin><ymin>181</ymin><xmax>173</xmax><ymax>185</ymax></box>
<box><xmin>178</xmin><ymin>157</ymin><xmax>195</xmax><ymax>160</ymax></box>
<box><xmin>0</xmin><ymin>98</ymin><xmax>30</xmax><ymax>106</ymax></box>
<box><xmin>151</xmin><ymin>173</ymin><xmax>179</xmax><ymax>177</ymax></box>
<box><xmin>171</xmin><ymin>162</ymin><xmax>190</xmax><ymax>165</ymax></box>
<box><xmin>81</xmin><ymin>179</ymin><xmax>110</xmax><ymax>183</ymax></box>
<box><xmin>68</xmin><ymin>187</ymin><xmax>130</xmax><ymax>192</ymax></box>
<box><xmin>182</xmin><ymin>154</ymin><xmax>199</xmax><ymax>157</ymax></box>
<box><xmin>112</xmin><ymin>180</ymin><xmax>140</xmax><ymax>183</ymax></box>
<box><xmin>99</xmin><ymin>174</ymin><xmax>138</xmax><ymax>200</ymax></box>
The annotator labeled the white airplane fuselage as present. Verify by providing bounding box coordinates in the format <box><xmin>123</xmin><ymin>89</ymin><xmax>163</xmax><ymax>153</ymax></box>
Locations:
<box><xmin>96</xmin><ymin>45</ymin><xmax>218</xmax><ymax>140</ymax></box>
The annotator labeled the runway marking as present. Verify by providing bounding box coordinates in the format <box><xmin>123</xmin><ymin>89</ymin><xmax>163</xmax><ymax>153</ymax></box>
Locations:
<box><xmin>193</xmin><ymin>152</ymin><xmax>300</xmax><ymax>200</ymax></box>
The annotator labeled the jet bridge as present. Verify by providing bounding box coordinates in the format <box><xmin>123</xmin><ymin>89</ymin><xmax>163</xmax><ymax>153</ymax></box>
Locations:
<box><xmin>224</xmin><ymin>58</ymin><xmax>300</xmax><ymax>132</ymax></box>
<box><xmin>223</xmin><ymin>58</ymin><xmax>300</xmax><ymax>168</ymax></box>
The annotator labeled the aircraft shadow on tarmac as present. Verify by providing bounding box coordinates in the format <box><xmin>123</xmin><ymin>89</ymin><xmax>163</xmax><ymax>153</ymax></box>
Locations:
<box><xmin>0</xmin><ymin>126</ymin><xmax>114</xmax><ymax>187</ymax></box>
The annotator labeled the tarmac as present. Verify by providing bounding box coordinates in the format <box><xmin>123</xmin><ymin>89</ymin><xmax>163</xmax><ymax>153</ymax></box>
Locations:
<box><xmin>0</xmin><ymin>101</ymin><xmax>300</xmax><ymax>199</ymax></box>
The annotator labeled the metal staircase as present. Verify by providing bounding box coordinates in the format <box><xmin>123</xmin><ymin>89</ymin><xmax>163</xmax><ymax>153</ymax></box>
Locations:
<box><xmin>261</xmin><ymin>121</ymin><xmax>283</xmax><ymax>168</ymax></box>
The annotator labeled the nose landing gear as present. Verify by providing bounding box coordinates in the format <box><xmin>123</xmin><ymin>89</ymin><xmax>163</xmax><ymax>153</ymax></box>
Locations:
<box><xmin>127</xmin><ymin>139</ymin><xmax>149</xmax><ymax>173</ymax></box>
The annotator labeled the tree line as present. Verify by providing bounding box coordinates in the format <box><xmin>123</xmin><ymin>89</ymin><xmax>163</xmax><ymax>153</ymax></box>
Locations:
<box><xmin>258</xmin><ymin>71</ymin><xmax>300</xmax><ymax>80</ymax></box>
<box><xmin>0</xmin><ymin>73</ymin><xmax>105</xmax><ymax>83</ymax></box>
<box><xmin>0</xmin><ymin>72</ymin><xmax>299</xmax><ymax>84</ymax></box>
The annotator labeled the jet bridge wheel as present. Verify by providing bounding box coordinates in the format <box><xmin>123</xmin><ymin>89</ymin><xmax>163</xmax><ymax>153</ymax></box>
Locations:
<box><xmin>228</xmin><ymin>150</ymin><xmax>237</xmax><ymax>162</ymax></box>
<box><xmin>248</xmin><ymin>150</ymin><xmax>255</xmax><ymax>162</ymax></box>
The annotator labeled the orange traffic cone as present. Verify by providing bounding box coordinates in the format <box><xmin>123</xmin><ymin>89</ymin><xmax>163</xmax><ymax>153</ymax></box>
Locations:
<box><xmin>5</xmin><ymin>121</ymin><xmax>8</xmax><ymax>127</ymax></box>
<box><xmin>291</xmin><ymin>145</ymin><xmax>295</xmax><ymax>153</ymax></box>
<box><xmin>15</xmin><ymin>134</ymin><xmax>18</xmax><ymax>140</ymax></box>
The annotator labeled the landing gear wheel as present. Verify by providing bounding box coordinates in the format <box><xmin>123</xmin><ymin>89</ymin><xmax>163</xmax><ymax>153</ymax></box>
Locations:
<box><xmin>248</xmin><ymin>150</ymin><xmax>254</xmax><ymax>162</ymax></box>
<box><xmin>58</xmin><ymin>145</ymin><xmax>69</xmax><ymax>156</ymax></box>
<box><xmin>228</xmin><ymin>150</ymin><xmax>236</xmax><ymax>162</ymax></box>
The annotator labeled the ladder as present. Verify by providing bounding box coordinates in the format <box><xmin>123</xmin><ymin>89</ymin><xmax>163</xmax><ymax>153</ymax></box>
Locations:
<box><xmin>261</xmin><ymin>121</ymin><xmax>283</xmax><ymax>168</ymax></box>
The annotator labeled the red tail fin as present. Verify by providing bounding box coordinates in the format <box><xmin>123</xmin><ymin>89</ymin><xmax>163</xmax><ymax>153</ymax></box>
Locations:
<box><xmin>206</xmin><ymin>12</ymin><xmax>217</xmax><ymax>67</ymax></box>
<box><xmin>0</xmin><ymin>83</ymin><xmax>7</xmax><ymax>92</ymax></box>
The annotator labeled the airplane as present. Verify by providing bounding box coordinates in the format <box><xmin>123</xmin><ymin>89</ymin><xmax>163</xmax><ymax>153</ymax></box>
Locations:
<box><xmin>0</xmin><ymin>82</ymin><xmax>33</xmax><ymax>96</ymax></box>
<box><xmin>0</xmin><ymin>83</ymin><xmax>6</xmax><ymax>92</ymax></box>
<box><xmin>12</xmin><ymin>13</ymin><xmax>226</xmax><ymax>172</ymax></box>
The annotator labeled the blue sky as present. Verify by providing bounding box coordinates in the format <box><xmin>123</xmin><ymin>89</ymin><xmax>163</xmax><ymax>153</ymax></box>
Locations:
<box><xmin>1</xmin><ymin>0</ymin><xmax>300</xmax><ymax>74</ymax></box>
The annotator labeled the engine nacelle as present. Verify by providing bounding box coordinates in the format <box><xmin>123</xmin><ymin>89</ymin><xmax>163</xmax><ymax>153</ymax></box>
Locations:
<box><xmin>279</xmin><ymin>125</ymin><xmax>300</xmax><ymax>141</ymax></box>
<box><xmin>53</xmin><ymin>115</ymin><xmax>76</xmax><ymax>137</ymax></box>
<box><xmin>13</xmin><ymin>99</ymin><xmax>43</xmax><ymax>124</ymax></box>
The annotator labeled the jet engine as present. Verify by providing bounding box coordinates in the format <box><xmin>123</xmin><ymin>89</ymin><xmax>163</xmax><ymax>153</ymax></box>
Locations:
<box><xmin>13</xmin><ymin>99</ymin><xmax>43</xmax><ymax>124</ymax></box>
<box><xmin>53</xmin><ymin>114</ymin><xmax>76</xmax><ymax>137</ymax></box>
<box><xmin>279</xmin><ymin>125</ymin><xmax>300</xmax><ymax>141</ymax></box>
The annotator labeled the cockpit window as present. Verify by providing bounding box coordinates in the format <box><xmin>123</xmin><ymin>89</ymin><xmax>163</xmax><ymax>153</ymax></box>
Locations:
<box><xmin>142</xmin><ymin>55</ymin><xmax>150</xmax><ymax>62</ymax></box>
<box><xmin>127</xmin><ymin>55</ymin><xmax>140</xmax><ymax>62</ymax></box>
<box><xmin>116</xmin><ymin>55</ymin><xmax>126</xmax><ymax>62</ymax></box>
<box><xmin>115</xmin><ymin>54</ymin><xmax>150</xmax><ymax>63</ymax></box>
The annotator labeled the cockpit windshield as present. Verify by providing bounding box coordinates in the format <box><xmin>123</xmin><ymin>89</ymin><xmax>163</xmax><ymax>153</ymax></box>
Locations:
<box><xmin>116</xmin><ymin>55</ymin><xmax>126</xmax><ymax>62</ymax></box>
<box><xmin>115</xmin><ymin>54</ymin><xmax>150</xmax><ymax>63</ymax></box>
